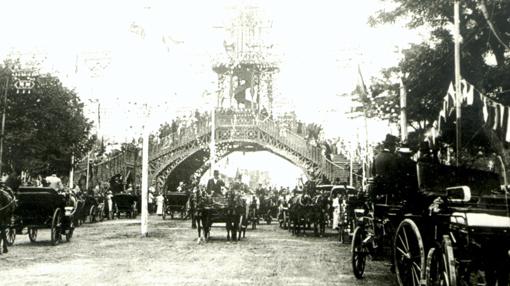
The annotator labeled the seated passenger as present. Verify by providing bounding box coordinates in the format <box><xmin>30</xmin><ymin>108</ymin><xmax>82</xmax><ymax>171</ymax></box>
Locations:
<box><xmin>370</xmin><ymin>135</ymin><xmax>399</xmax><ymax>201</ymax></box>
<box><xmin>206</xmin><ymin>170</ymin><xmax>225</xmax><ymax>197</ymax></box>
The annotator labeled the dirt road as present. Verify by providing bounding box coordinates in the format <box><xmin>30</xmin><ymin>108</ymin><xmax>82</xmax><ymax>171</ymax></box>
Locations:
<box><xmin>1</xmin><ymin>216</ymin><xmax>397</xmax><ymax>286</ymax></box>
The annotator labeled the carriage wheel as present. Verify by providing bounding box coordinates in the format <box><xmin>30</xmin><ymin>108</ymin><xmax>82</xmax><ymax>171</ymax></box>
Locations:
<box><xmin>352</xmin><ymin>226</ymin><xmax>368</xmax><ymax>279</ymax></box>
<box><xmin>425</xmin><ymin>247</ymin><xmax>439</xmax><ymax>286</ymax></box>
<box><xmin>0</xmin><ymin>233</ymin><xmax>4</xmax><ymax>254</ymax></box>
<box><xmin>394</xmin><ymin>219</ymin><xmax>425</xmax><ymax>286</ymax></box>
<box><xmin>266</xmin><ymin>213</ymin><xmax>272</xmax><ymax>225</ymax></box>
<box><xmin>6</xmin><ymin>227</ymin><xmax>16</xmax><ymax>246</ymax></box>
<box><xmin>441</xmin><ymin>235</ymin><xmax>457</xmax><ymax>286</ymax></box>
<box><xmin>98</xmin><ymin>205</ymin><xmax>105</xmax><ymax>222</ymax></box>
<box><xmin>51</xmin><ymin>208</ymin><xmax>62</xmax><ymax>246</ymax></box>
<box><xmin>89</xmin><ymin>206</ymin><xmax>97</xmax><ymax>223</ymax></box>
<box><xmin>65</xmin><ymin>228</ymin><xmax>74</xmax><ymax>242</ymax></box>
<box><xmin>132</xmin><ymin>205</ymin><xmax>137</xmax><ymax>218</ymax></box>
<box><xmin>28</xmin><ymin>228</ymin><xmax>38</xmax><ymax>243</ymax></box>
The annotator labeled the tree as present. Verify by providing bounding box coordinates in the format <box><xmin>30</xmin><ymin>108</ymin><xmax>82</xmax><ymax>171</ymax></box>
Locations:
<box><xmin>365</xmin><ymin>0</ymin><xmax>509</xmax><ymax>155</ymax></box>
<box><xmin>0</xmin><ymin>62</ymin><xmax>95</xmax><ymax>177</ymax></box>
<box><xmin>369</xmin><ymin>0</ymin><xmax>509</xmax><ymax>100</ymax></box>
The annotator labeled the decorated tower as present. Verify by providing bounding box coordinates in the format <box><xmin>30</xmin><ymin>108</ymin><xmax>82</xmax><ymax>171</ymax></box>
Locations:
<box><xmin>212</xmin><ymin>6</ymin><xmax>278</xmax><ymax>114</ymax></box>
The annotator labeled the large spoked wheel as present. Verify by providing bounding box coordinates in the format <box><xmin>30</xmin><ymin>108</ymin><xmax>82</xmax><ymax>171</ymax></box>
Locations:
<box><xmin>441</xmin><ymin>235</ymin><xmax>457</xmax><ymax>286</ymax></box>
<box><xmin>51</xmin><ymin>208</ymin><xmax>62</xmax><ymax>246</ymax></box>
<box><xmin>28</xmin><ymin>228</ymin><xmax>38</xmax><ymax>243</ymax></box>
<box><xmin>352</xmin><ymin>226</ymin><xmax>368</xmax><ymax>279</ymax></box>
<box><xmin>425</xmin><ymin>247</ymin><xmax>440</xmax><ymax>286</ymax></box>
<box><xmin>394</xmin><ymin>219</ymin><xmax>425</xmax><ymax>286</ymax></box>
<box><xmin>6</xmin><ymin>227</ymin><xmax>16</xmax><ymax>246</ymax></box>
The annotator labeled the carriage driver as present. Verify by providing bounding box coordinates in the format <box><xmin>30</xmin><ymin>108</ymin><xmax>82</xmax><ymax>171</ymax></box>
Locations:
<box><xmin>370</xmin><ymin>134</ymin><xmax>399</xmax><ymax>201</ymax></box>
<box><xmin>206</xmin><ymin>170</ymin><xmax>225</xmax><ymax>197</ymax></box>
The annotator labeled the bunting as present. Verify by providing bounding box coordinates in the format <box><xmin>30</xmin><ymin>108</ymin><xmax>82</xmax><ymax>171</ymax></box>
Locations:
<box><xmin>435</xmin><ymin>79</ymin><xmax>510</xmax><ymax>143</ymax></box>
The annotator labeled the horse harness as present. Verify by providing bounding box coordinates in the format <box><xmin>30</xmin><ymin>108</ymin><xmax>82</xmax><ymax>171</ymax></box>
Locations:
<box><xmin>0</xmin><ymin>189</ymin><xmax>16</xmax><ymax>212</ymax></box>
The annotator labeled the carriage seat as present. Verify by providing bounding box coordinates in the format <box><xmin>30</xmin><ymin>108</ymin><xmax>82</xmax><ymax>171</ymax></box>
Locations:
<box><xmin>450</xmin><ymin>212</ymin><xmax>510</xmax><ymax>228</ymax></box>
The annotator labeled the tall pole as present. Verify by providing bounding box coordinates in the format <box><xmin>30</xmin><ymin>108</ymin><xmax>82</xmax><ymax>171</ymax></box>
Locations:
<box><xmin>210</xmin><ymin>106</ymin><xmax>216</xmax><ymax>177</ymax></box>
<box><xmin>140</xmin><ymin>104</ymin><xmax>149</xmax><ymax>237</ymax></box>
<box><xmin>454</xmin><ymin>0</ymin><xmax>462</xmax><ymax>166</ymax></box>
<box><xmin>69</xmin><ymin>154</ymin><xmax>74</xmax><ymax>189</ymax></box>
<box><xmin>0</xmin><ymin>76</ymin><xmax>9</xmax><ymax>177</ymax></box>
<box><xmin>349</xmin><ymin>144</ymin><xmax>354</xmax><ymax>186</ymax></box>
<box><xmin>399</xmin><ymin>76</ymin><xmax>408</xmax><ymax>142</ymax></box>
<box><xmin>85</xmin><ymin>152</ymin><xmax>90</xmax><ymax>191</ymax></box>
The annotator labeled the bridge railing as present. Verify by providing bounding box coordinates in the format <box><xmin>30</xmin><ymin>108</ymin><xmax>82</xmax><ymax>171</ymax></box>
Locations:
<box><xmin>150</xmin><ymin>116</ymin><xmax>211</xmax><ymax>157</ymax></box>
<box><xmin>149</xmin><ymin>109</ymin><xmax>349</xmax><ymax>182</ymax></box>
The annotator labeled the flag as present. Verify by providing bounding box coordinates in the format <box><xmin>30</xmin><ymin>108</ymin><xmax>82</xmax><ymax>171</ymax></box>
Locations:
<box><xmin>493</xmin><ymin>102</ymin><xmax>500</xmax><ymax>130</ymax></box>
<box><xmin>506</xmin><ymin>107</ymin><xmax>510</xmax><ymax>142</ymax></box>
<box><xmin>463</xmin><ymin>80</ymin><xmax>474</xmax><ymax>105</ymax></box>
<box><xmin>482</xmin><ymin>97</ymin><xmax>488</xmax><ymax>122</ymax></box>
<box><xmin>357</xmin><ymin>65</ymin><xmax>369</xmax><ymax>100</ymax></box>
<box><xmin>447</xmin><ymin>82</ymin><xmax>455</xmax><ymax>104</ymax></box>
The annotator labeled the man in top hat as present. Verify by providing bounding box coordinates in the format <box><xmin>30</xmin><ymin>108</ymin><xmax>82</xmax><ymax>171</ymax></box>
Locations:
<box><xmin>370</xmin><ymin>134</ymin><xmax>399</xmax><ymax>200</ymax></box>
<box><xmin>206</xmin><ymin>170</ymin><xmax>225</xmax><ymax>197</ymax></box>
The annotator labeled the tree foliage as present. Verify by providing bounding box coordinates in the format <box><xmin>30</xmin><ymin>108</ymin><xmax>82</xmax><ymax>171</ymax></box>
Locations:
<box><xmin>365</xmin><ymin>0</ymin><xmax>509</xmax><ymax>152</ymax></box>
<box><xmin>0</xmin><ymin>62</ymin><xmax>94</xmax><ymax>176</ymax></box>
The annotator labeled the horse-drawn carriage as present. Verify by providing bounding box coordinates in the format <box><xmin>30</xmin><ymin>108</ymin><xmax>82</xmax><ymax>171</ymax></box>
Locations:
<box><xmin>194</xmin><ymin>188</ymin><xmax>246</xmax><ymax>242</ymax></box>
<box><xmin>9</xmin><ymin>187</ymin><xmax>76</xmax><ymax>246</ymax></box>
<box><xmin>287</xmin><ymin>183</ymin><xmax>331</xmax><ymax>237</ymax></box>
<box><xmin>351</xmin><ymin>161</ymin><xmax>510</xmax><ymax>285</ymax></box>
<box><xmin>78</xmin><ymin>195</ymin><xmax>105</xmax><ymax>223</ymax></box>
<box><xmin>112</xmin><ymin>193</ymin><xmax>138</xmax><ymax>219</ymax></box>
<box><xmin>162</xmin><ymin>191</ymin><xmax>189</xmax><ymax>220</ymax></box>
<box><xmin>258</xmin><ymin>195</ymin><xmax>277</xmax><ymax>225</ymax></box>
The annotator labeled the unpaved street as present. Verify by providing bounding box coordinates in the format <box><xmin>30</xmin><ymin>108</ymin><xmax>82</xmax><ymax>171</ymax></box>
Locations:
<box><xmin>1</xmin><ymin>217</ymin><xmax>396</xmax><ymax>286</ymax></box>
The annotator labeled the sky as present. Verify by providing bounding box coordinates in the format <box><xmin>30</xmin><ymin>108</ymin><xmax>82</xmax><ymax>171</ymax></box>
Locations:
<box><xmin>0</xmin><ymin>0</ymin><xmax>428</xmax><ymax>185</ymax></box>
<box><xmin>0</xmin><ymin>0</ymin><xmax>428</xmax><ymax>140</ymax></box>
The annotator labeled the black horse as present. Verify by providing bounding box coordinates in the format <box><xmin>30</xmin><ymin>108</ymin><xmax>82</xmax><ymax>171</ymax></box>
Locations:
<box><xmin>289</xmin><ymin>194</ymin><xmax>313</xmax><ymax>235</ymax></box>
<box><xmin>0</xmin><ymin>185</ymin><xmax>16</xmax><ymax>254</ymax></box>
<box><xmin>310</xmin><ymin>193</ymin><xmax>330</xmax><ymax>237</ymax></box>
<box><xmin>225</xmin><ymin>189</ymin><xmax>245</xmax><ymax>241</ymax></box>
<box><xmin>193</xmin><ymin>189</ymin><xmax>211</xmax><ymax>243</ymax></box>
<box><xmin>194</xmin><ymin>187</ymin><xmax>246</xmax><ymax>243</ymax></box>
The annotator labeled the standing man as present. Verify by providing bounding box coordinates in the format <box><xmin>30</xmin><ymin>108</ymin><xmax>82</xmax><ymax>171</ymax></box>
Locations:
<box><xmin>206</xmin><ymin>170</ymin><xmax>225</xmax><ymax>197</ymax></box>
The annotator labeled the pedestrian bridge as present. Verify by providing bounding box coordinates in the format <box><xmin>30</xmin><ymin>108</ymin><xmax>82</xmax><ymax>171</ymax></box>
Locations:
<box><xmin>149</xmin><ymin>110</ymin><xmax>349</xmax><ymax>191</ymax></box>
<box><xmin>76</xmin><ymin>110</ymin><xmax>350</xmax><ymax>191</ymax></box>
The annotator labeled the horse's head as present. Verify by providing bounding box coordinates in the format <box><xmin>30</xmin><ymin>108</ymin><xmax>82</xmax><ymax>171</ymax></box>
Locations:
<box><xmin>300</xmin><ymin>194</ymin><xmax>313</xmax><ymax>206</ymax></box>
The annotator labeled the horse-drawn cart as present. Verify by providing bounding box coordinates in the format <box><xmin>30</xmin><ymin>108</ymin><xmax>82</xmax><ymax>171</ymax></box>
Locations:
<box><xmin>194</xmin><ymin>190</ymin><xmax>246</xmax><ymax>242</ymax></box>
<box><xmin>351</xmin><ymin>161</ymin><xmax>510</xmax><ymax>285</ymax></box>
<box><xmin>162</xmin><ymin>192</ymin><xmax>189</xmax><ymax>220</ymax></box>
<box><xmin>112</xmin><ymin>193</ymin><xmax>138</xmax><ymax>219</ymax></box>
<box><xmin>80</xmin><ymin>195</ymin><xmax>105</xmax><ymax>223</ymax></box>
<box><xmin>10</xmin><ymin>187</ymin><xmax>76</xmax><ymax>246</ymax></box>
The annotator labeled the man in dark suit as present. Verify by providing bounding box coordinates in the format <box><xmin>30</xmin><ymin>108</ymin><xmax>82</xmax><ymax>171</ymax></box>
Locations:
<box><xmin>370</xmin><ymin>134</ymin><xmax>399</xmax><ymax>201</ymax></box>
<box><xmin>206</xmin><ymin>170</ymin><xmax>225</xmax><ymax>197</ymax></box>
